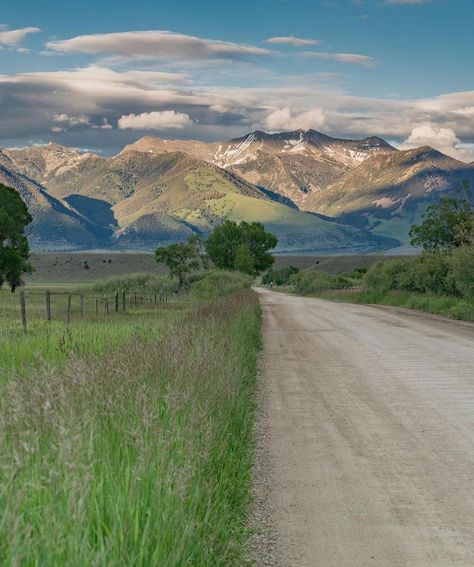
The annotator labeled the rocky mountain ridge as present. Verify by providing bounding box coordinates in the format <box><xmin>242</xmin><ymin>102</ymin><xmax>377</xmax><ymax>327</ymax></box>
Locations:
<box><xmin>1</xmin><ymin>129</ymin><xmax>472</xmax><ymax>252</ymax></box>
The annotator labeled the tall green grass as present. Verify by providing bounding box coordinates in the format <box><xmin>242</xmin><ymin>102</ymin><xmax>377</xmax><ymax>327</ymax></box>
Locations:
<box><xmin>0</xmin><ymin>287</ymin><xmax>185</xmax><ymax>383</ymax></box>
<box><xmin>190</xmin><ymin>269</ymin><xmax>253</xmax><ymax>299</ymax></box>
<box><xmin>0</xmin><ymin>281</ymin><xmax>261</xmax><ymax>564</ymax></box>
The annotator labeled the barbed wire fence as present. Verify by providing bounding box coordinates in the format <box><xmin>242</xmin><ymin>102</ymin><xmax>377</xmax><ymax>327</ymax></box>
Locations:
<box><xmin>15</xmin><ymin>288</ymin><xmax>186</xmax><ymax>332</ymax></box>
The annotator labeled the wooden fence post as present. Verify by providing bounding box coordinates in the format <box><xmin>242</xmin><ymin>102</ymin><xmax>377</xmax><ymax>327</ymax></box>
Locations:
<box><xmin>20</xmin><ymin>291</ymin><xmax>27</xmax><ymax>333</ymax></box>
<box><xmin>80</xmin><ymin>294</ymin><xmax>84</xmax><ymax>318</ymax></box>
<box><xmin>46</xmin><ymin>290</ymin><xmax>51</xmax><ymax>321</ymax></box>
<box><xmin>114</xmin><ymin>290</ymin><xmax>119</xmax><ymax>313</ymax></box>
<box><xmin>67</xmin><ymin>293</ymin><xmax>72</xmax><ymax>324</ymax></box>
<box><xmin>95</xmin><ymin>298</ymin><xmax>99</xmax><ymax>316</ymax></box>
<box><xmin>122</xmin><ymin>289</ymin><xmax>126</xmax><ymax>311</ymax></box>
<box><xmin>104</xmin><ymin>296</ymin><xmax>109</xmax><ymax>314</ymax></box>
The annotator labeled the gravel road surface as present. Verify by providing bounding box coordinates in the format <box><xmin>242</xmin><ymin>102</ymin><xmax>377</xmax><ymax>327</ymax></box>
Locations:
<box><xmin>255</xmin><ymin>289</ymin><xmax>474</xmax><ymax>567</ymax></box>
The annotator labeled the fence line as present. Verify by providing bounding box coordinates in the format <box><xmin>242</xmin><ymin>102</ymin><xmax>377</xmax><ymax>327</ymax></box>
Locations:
<box><xmin>15</xmin><ymin>287</ymin><xmax>186</xmax><ymax>332</ymax></box>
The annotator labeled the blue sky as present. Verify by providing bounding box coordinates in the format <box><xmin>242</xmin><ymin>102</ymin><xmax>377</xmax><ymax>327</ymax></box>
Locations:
<box><xmin>1</xmin><ymin>0</ymin><xmax>473</xmax><ymax>160</ymax></box>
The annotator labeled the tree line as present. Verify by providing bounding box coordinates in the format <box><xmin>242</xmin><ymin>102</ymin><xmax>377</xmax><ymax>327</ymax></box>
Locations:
<box><xmin>155</xmin><ymin>220</ymin><xmax>277</xmax><ymax>287</ymax></box>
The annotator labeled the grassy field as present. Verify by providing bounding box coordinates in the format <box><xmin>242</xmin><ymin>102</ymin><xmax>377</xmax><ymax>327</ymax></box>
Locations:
<box><xmin>27</xmin><ymin>252</ymin><xmax>408</xmax><ymax>284</ymax></box>
<box><xmin>0</xmin><ymin>275</ymin><xmax>260</xmax><ymax>565</ymax></box>
<box><xmin>27</xmin><ymin>252</ymin><xmax>167</xmax><ymax>283</ymax></box>
<box><xmin>272</xmin><ymin>254</ymin><xmax>407</xmax><ymax>274</ymax></box>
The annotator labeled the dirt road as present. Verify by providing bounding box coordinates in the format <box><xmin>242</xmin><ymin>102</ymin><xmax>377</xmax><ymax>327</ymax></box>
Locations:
<box><xmin>255</xmin><ymin>289</ymin><xmax>474</xmax><ymax>567</ymax></box>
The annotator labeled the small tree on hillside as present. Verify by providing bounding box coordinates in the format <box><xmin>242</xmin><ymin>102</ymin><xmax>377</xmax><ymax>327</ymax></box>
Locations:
<box><xmin>155</xmin><ymin>235</ymin><xmax>202</xmax><ymax>287</ymax></box>
<box><xmin>0</xmin><ymin>184</ymin><xmax>33</xmax><ymax>292</ymax></box>
<box><xmin>205</xmin><ymin>220</ymin><xmax>277</xmax><ymax>274</ymax></box>
<box><xmin>409</xmin><ymin>182</ymin><xmax>474</xmax><ymax>252</ymax></box>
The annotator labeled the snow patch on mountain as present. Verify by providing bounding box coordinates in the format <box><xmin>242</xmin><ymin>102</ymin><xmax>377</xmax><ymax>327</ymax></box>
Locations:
<box><xmin>213</xmin><ymin>133</ymin><xmax>258</xmax><ymax>168</ymax></box>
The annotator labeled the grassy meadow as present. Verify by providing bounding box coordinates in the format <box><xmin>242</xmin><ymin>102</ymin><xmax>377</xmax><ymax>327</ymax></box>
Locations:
<box><xmin>0</xmin><ymin>271</ymin><xmax>261</xmax><ymax>565</ymax></box>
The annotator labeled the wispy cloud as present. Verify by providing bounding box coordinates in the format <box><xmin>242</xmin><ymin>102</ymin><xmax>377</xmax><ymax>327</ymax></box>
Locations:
<box><xmin>45</xmin><ymin>30</ymin><xmax>272</xmax><ymax>61</ymax></box>
<box><xmin>53</xmin><ymin>113</ymin><xmax>91</xmax><ymax>126</ymax></box>
<box><xmin>266</xmin><ymin>36</ymin><xmax>321</xmax><ymax>46</ymax></box>
<box><xmin>1</xmin><ymin>64</ymin><xmax>473</xmax><ymax>161</ymax></box>
<box><xmin>385</xmin><ymin>0</ymin><xmax>430</xmax><ymax>4</ymax></box>
<box><xmin>0</xmin><ymin>26</ymin><xmax>41</xmax><ymax>47</ymax></box>
<box><xmin>300</xmin><ymin>51</ymin><xmax>376</xmax><ymax>67</ymax></box>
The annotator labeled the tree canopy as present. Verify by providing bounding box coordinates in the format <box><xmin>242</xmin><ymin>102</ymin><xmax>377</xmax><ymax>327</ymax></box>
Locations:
<box><xmin>409</xmin><ymin>186</ymin><xmax>474</xmax><ymax>252</ymax></box>
<box><xmin>205</xmin><ymin>221</ymin><xmax>277</xmax><ymax>274</ymax></box>
<box><xmin>155</xmin><ymin>235</ymin><xmax>203</xmax><ymax>287</ymax></box>
<box><xmin>0</xmin><ymin>184</ymin><xmax>33</xmax><ymax>292</ymax></box>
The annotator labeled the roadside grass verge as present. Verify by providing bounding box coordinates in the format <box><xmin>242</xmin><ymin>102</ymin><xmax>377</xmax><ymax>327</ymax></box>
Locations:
<box><xmin>0</xmin><ymin>287</ymin><xmax>187</xmax><ymax>383</ymax></box>
<box><xmin>0</xmin><ymin>283</ymin><xmax>261</xmax><ymax>564</ymax></box>
<box><xmin>313</xmin><ymin>289</ymin><xmax>474</xmax><ymax>321</ymax></box>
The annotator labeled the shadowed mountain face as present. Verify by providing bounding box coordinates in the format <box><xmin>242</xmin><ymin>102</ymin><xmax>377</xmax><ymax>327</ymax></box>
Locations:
<box><xmin>0</xmin><ymin>162</ymin><xmax>111</xmax><ymax>250</ymax></box>
<box><xmin>302</xmin><ymin>146</ymin><xmax>474</xmax><ymax>246</ymax></box>
<box><xmin>1</xmin><ymin>129</ymin><xmax>472</xmax><ymax>252</ymax></box>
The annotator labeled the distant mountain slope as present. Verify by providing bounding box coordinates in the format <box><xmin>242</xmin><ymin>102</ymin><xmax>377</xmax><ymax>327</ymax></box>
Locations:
<box><xmin>124</xmin><ymin>129</ymin><xmax>396</xmax><ymax>207</ymax></box>
<box><xmin>110</xmin><ymin>151</ymin><xmax>390</xmax><ymax>251</ymax></box>
<box><xmin>0</xmin><ymin>146</ymin><xmax>392</xmax><ymax>252</ymax></box>
<box><xmin>3</xmin><ymin>129</ymin><xmax>470</xmax><ymax>253</ymax></box>
<box><xmin>304</xmin><ymin>146</ymin><xmax>474</xmax><ymax>246</ymax></box>
<box><xmin>0</xmin><ymin>158</ymin><xmax>108</xmax><ymax>250</ymax></box>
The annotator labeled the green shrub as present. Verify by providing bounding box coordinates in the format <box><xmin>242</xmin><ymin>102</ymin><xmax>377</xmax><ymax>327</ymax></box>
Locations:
<box><xmin>403</xmin><ymin>253</ymin><xmax>454</xmax><ymax>295</ymax></box>
<box><xmin>262</xmin><ymin>266</ymin><xmax>299</xmax><ymax>286</ymax></box>
<box><xmin>364</xmin><ymin>254</ymin><xmax>455</xmax><ymax>295</ymax></box>
<box><xmin>190</xmin><ymin>269</ymin><xmax>253</xmax><ymax>298</ymax></box>
<box><xmin>91</xmin><ymin>273</ymin><xmax>172</xmax><ymax>294</ymax></box>
<box><xmin>343</xmin><ymin>267</ymin><xmax>368</xmax><ymax>279</ymax></box>
<box><xmin>450</xmin><ymin>246</ymin><xmax>474</xmax><ymax>298</ymax></box>
<box><xmin>289</xmin><ymin>270</ymin><xmax>346</xmax><ymax>295</ymax></box>
<box><xmin>364</xmin><ymin>259</ymin><xmax>413</xmax><ymax>292</ymax></box>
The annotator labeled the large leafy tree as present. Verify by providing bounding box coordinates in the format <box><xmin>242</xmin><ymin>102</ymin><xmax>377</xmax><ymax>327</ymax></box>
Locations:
<box><xmin>0</xmin><ymin>184</ymin><xmax>33</xmax><ymax>292</ymax></box>
<box><xmin>205</xmin><ymin>220</ymin><xmax>278</xmax><ymax>274</ymax></box>
<box><xmin>155</xmin><ymin>235</ymin><xmax>202</xmax><ymax>287</ymax></box>
<box><xmin>409</xmin><ymin>184</ymin><xmax>474</xmax><ymax>252</ymax></box>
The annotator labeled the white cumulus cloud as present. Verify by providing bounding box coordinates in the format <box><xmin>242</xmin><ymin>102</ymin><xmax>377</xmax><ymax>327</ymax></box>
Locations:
<box><xmin>399</xmin><ymin>124</ymin><xmax>474</xmax><ymax>162</ymax></box>
<box><xmin>118</xmin><ymin>110</ymin><xmax>192</xmax><ymax>130</ymax></box>
<box><xmin>265</xmin><ymin>107</ymin><xmax>326</xmax><ymax>131</ymax></box>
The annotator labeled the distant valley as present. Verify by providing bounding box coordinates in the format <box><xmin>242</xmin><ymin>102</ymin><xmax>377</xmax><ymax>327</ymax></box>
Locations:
<box><xmin>1</xmin><ymin>129</ymin><xmax>473</xmax><ymax>253</ymax></box>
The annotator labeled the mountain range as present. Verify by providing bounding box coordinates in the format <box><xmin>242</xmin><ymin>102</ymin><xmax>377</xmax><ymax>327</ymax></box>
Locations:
<box><xmin>1</xmin><ymin>129</ymin><xmax>473</xmax><ymax>253</ymax></box>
